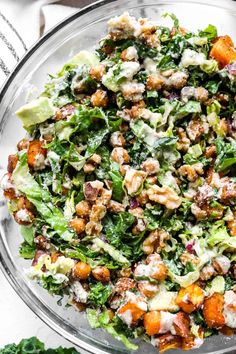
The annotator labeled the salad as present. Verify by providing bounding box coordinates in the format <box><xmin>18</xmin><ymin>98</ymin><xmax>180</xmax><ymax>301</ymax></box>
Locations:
<box><xmin>1</xmin><ymin>11</ymin><xmax>236</xmax><ymax>353</ymax></box>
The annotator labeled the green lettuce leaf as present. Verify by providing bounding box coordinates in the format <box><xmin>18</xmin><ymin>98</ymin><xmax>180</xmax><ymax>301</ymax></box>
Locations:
<box><xmin>12</xmin><ymin>152</ymin><xmax>74</xmax><ymax>241</ymax></box>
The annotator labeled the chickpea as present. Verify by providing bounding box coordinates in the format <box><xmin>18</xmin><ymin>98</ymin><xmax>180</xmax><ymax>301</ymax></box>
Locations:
<box><xmin>75</xmin><ymin>200</ymin><xmax>91</xmax><ymax>218</ymax></box>
<box><xmin>7</xmin><ymin>154</ymin><xmax>18</xmax><ymax>173</ymax></box>
<box><xmin>144</xmin><ymin>311</ymin><xmax>161</xmax><ymax>336</ymax></box>
<box><xmin>17</xmin><ymin>138</ymin><xmax>29</xmax><ymax>151</ymax></box>
<box><xmin>73</xmin><ymin>261</ymin><xmax>91</xmax><ymax>280</ymax></box>
<box><xmin>27</xmin><ymin>140</ymin><xmax>47</xmax><ymax>170</ymax></box>
<box><xmin>146</xmin><ymin>74</ymin><xmax>164</xmax><ymax>90</ymax></box>
<box><xmin>14</xmin><ymin>209</ymin><xmax>34</xmax><ymax>225</ymax></box>
<box><xmin>176</xmin><ymin>284</ymin><xmax>204</xmax><ymax>313</ymax></box>
<box><xmin>111</xmin><ymin>147</ymin><xmax>129</xmax><ymax>165</ymax></box>
<box><xmin>17</xmin><ymin>196</ymin><xmax>34</xmax><ymax>211</ymax></box>
<box><xmin>91</xmin><ymin>89</ymin><xmax>108</xmax><ymax>107</ymax></box>
<box><xmin>69</xmin><ymin>218</ymin><xmax>86</xmax><ymax>234</ymax></box>
<box><xmin>92</xmin><ymin>266</ymin><xmax>110</xmax><ymax>283</ymax></box>
<box><xmin>89</xmin><ymin>64</ymin><xmax>106</xmax><ymax>81</ymax></box>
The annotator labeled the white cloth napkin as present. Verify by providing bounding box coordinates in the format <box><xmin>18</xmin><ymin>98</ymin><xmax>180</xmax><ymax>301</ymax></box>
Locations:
<box><xmin>0</xmin><ymin>0</ymin><xmax>78</xmax><ymax>86</ymax></box>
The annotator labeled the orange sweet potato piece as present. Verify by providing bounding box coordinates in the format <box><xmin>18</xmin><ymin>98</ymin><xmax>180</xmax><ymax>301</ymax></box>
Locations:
<box><xmin>176</xmin><ymin>284</ymin><xmax>205</xmax><ymax>313</ymax></box>
<box><xmin>143</xmin><ymin>311</ymin><xmax>161</xmax><ymax>336</ymax></box>
<box><xmin>173</xmin><ymin>312</ymin><xmax>191</xmax><ymax>338</ymax></box>
<box><xmin>118</xmin><ymin>301</ymin><xmax>146</xmax><ymax>325</ymax></box>
<box><xmin>210</xmin><ymin>35</ymin><xmax>236</xmax><ymax>68</ymax></box>
<box><xmin>27</xmin><ymin>140</ymin><xmax>47</xmax><ymax>168</ymax></box>
<box><xmin>203</xmin><ymin>293</ymin><xmax>225</xmax><ymax>328</ymax></box>
<box><xmin>158</xmin><ymin>333</ymin><xmax>182</xmax><ymax>353</ymax></box>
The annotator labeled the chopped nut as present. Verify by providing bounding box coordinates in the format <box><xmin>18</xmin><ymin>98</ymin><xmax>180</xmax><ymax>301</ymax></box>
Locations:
<box><xmin>91</xmin><ymin>89</ymin><xmax>108</xmax><ymax>107</ymax></box>
<box><xmin>180</xmin><ymin>252</ymin><xmax>200</xmax><ymax>266</ymax></box>
<box><xmin>108</xmin><ymin>200</ymin><xmax>125</xmax><ymax>213</ymax></box>
<box><xmin>200</xmin><ymin>265</ymin><xmax>215</xmax><ymax>281</ymax></box>
<box><xmin>83</xmin><ymin>162</ymin><xmax>96</xmax><ymax>174</ymax></box>
<box><xmin>110</xmin><ymin>131</ymin><xmax>126</xmax><ymax>147</ymax></box>
<box><xmin>147</xmin><ymin>185</ymin><xmax>182</xmax><ymax>209</ymax></box>
<box><xmin>85</xmin><ymin>221</ymin><xmax>102</xmax><ymax>236</ymax></box>
<box><xmin>34</xmin><ymin>235</ymin><xmax>50</xmax><ymax>250</ymax></box>
<box><xmin>205</xmin><ymin>145</ymin><xmax>216</xmax><ymax>158</ymax></box>
<box><xmin>75</xmin><ymin>200</ymin><xmax>91</xmax><ymax>218</ymax></box>
<box><xmin>178</xmin><ymin>163</ymin><xmax>204</xmax><ymax>182</ymax></box>
<box><xmin>213</xmin><ymin>255</ymin><xmax>231</xmax><ymax>275</ymax></box>
<box><xmin>176</xmin><ymin>128</ymin><xmax>190</xmax><ymax>152</ymax></box>
<box><xmin>186</xmin><ymin>119</ymin><xmax>204</xmax><ymax>141</ymax></box>
<box><xmin>88</xmin><ymin>153</ymin><xmax>101</xmax><ymax>165</ymax></box>
<box><xmin>83</xmin><ymin>180</ymin><xmax>104</xmax><ymax>201</ymax></box>
<box><xmin>90</xmin><ymin>203</ymin><xmax>106</xmax><ymax>222</ymax></box>
<box><xmin>143</xmin><ymin>229</ymin><xmax>170</xmax><ymax>254</ymax></box>
<box><xmin>136</xmin><ymin>189</ymin><xmax>149</xmax><ymax>205</ymax></box>
<box><xmin>141</xmin><ymin>158</ymin><xmax>160</xmax><ymax>175</ymax></box>
<box><xmin>111</xmin><ymin>147</ymin><xmax>129</xmax><ymax>164</ymax></box>
<box><xmin>146</xmin><ymin>74</ymin><xmax>164</xmax><ymax>90</ymax></box>
<box><xmin>191</xmin><ymin>203</ymin><xmax>207</xmax><ymax>220</ymax></box>
<box><xmin>97</xmin><ymin>188</ymin><xmax>112</xmax><ymax>206</ymax></box>
<box><xmin>115</xmin><ymin>277</ymin><xmax>136</xmax><ymax>293</ymax></box>
<box><xmin>128</xmin><ymin>207</ymin><xmax>143</xmax><ymax>218</ymax></box>
<box><xmin>194</xmin><ymin>87</ymin><xmax>209</xmax><ymax>102</ymax></box>
<box><xmin>124</xmin><ymin>168</ymin><xmax>146</xmax><ymax>196</ymax></box>
<box><xmin>132</xmin><ymin>218</ymin><xmax>146</xmax><ymax>234</ymax></box>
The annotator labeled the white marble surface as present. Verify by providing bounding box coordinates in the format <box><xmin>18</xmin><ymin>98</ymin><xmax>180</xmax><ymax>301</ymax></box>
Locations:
<box><xmin>0</xmin><ymin>268</ymin><xmax>86</xmax><ymax>352</ymax></box>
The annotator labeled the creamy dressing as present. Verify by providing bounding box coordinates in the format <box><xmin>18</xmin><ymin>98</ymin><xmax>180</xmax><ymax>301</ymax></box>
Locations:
<box><xmin>15</xmin><ymin>209</ymin><xmax>31</xmax><ymax>222</ymax></box>
<box><xmin>71</xmin><ymin>281</ymin><xmax>88</xmax><ymax>303</ymax></box>
<box><xmin>119</xmin><ymin>309</ymin><xmax>133</xmax><ymax>326</ymax></box>
<box><xmin>159</xmin><ymin>311</ymin><xmax>177</xmax><ymax>334</ymax></box>
<box><xmin>34</xmin><ymin>153</ymin><xmax>46</xmax><ymax>170</ymax></box>
<box><xmin>223</xmin><ymin>291</ymin><xmax>236</xmax><ymax>328</ymax></box>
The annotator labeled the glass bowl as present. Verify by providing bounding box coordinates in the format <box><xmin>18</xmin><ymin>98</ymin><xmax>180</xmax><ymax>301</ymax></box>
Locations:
<box><xmin>0</xmin><ymin>0</ymin><xmax>236</xmax><ymax>353</ymax></box>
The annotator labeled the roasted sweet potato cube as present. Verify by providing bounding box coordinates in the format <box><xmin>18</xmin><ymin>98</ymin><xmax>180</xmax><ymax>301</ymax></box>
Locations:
<box><xmin>210</xmin><ymin>35</ymin><xmax>236</xmax><ymax>68</ymax></box>
<box><xmin>118</xmin><ymin>301</ymin><xmax>146</xmax><ymax>325</ymax></box>
<box><xmin>203</xmin><ymin>293</ymin><xmax>225</xmax><ymax>328</ymax></box>
<box><xmin>143</xmin><ymin>311</ymin><xmax>161</xmax><ymax>336</ymax></box>
<box><xmin>176</xmin><ymin>284</ymin><xmax>205</xmax><ymax>313</ymax></box>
